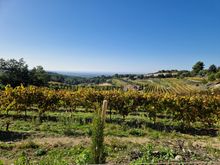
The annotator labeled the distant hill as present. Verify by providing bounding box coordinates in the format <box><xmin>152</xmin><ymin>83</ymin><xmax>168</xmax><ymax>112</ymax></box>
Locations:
<box><xmin>51</xmin><ymin>71</ymin><xmax>115</xmax><ymax>78</ymax></box>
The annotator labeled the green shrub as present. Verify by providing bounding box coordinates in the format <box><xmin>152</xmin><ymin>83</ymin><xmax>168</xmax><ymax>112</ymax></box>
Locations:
<box><xmin>90</xmin><ymin>100</ymin><xmax>108</xmax><ymax>164</ymax></box>
<box><xmin>63</xmin><ymin>128</ymin><xmax>79</xmax><ymax>136</ymax></box>
<box><xmin>159</xmin><ymin>147</ymin><xmax>174</xmax><ymax>160</ymax></box>
<box><xmin>75</xmin><ymin>149</ymin><xmax>92</xmax><ymax>165</ymax></box>
<box><xmin>85</xmin><ymin>128</ymin><xmax>92</xmax><ymax>136</ymax></box>
<box><xmin>130</xmin><ymin>144</ymin><xmax>175</xmax><ymax>164</ymax></box>
<box><xmin>131</xmin><ymin>144</ymin><xmax>157</xmax><ymax>164</ymax></box>
<box><xmin>38</xmin><ymin>155</ymin><xmax>68</xmax><ymax>165</ymax></box>
<box><xmin>35</xmin><ymin>148</ymin><xmax>47</xmax><ymax>156</ymax></box>
<box><xmin>39</xmin><ymin>123</ymin><xmax>50</xmax><ymax>131</ymax></box>
<box><xmin>208</xmin><ymin>74</ymin><xmax>216</xmax><ymax>81</ymax></box>
<box><xmin>91</xmin><ymin>109</ymin><xmax>105</xmax><ymax>163</ymax></box>
<box><xmin>129</xmin><ymin>129</ymin><xmax>145</xmax><ymax>136</ymax></box>
<box><xmin>14</xmin><ymin>152</ymin><xmax>30</xmax><ymax>165</ymax></box>
<box><xmin>0</xmin><ymin>142</ymin><xmax>14</xmax><ymax>150</ymax></box>
<box><xmin>215</xmin><ymin>71</ymin><xmax>220</xmax><ymax>79</ymax></box>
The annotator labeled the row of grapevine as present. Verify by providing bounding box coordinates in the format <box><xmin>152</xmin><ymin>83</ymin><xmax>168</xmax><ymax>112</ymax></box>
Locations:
<box><xmin>0</xmin><ymin>85</ymin><xmax>219</xmax><ymax>127</ymax></box>
<box><xmin>131</xmin><ymin>78</ymin><xmax>205</xmax><ymax>94</ymax></box>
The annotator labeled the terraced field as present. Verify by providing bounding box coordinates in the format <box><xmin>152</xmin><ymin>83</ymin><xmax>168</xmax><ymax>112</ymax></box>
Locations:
<box><xmin>112</xmin><ymin>78</ymin><xmax>207</xmax><ymax>94</ymax></box>
<box><xmin>112</xmin><ymin>78</ymin><xmax>131</xmax><ymax>87</ymax></box>
<box><xmin>135</xmin><ymin>78</ymin><xmax>207</xmax><ymax>94</ymax></box>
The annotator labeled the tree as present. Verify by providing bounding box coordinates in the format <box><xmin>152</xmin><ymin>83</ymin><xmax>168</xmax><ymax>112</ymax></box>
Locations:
<box><xmin>29</xmin><ymin>66</ymin><xmax>49</xmax><ymax>86</ymax></box>
<box><xmin>208</xmin><ymin>64</ymin><xmax>217</xmax><ymax>73</ymax></box>
<box><xmin>215</xmin><ymin>71</ymin><xmax>220</xmax><ymax>79</ymax></box>
<box><xmin>192</xmin><ymin>61</ymin><xmax>204</xmax><ymax>75</ymax></box>
<box><xmin>177</xmin><ymin>70</ymin><xmax>191</xmax><ymax>78</ymax></box>
<box><xmin>208</xmin><ymin>73</ymin><xmax>216</xmax><ymax>81</ymax></box>
<box><xmin>158</xmin><ymin>74</ymin><xmax>165</xmax><ymax>78</ymax></box>
<box><xmin>198</xmin><ymin>70</ymin><xmax>208</xmax><ymax>77</ymax></box>
<box><xmin>0</xmin><ymin>58</ymin><xmax>29</xmax><ymax>87</ymax></box>
<box><xmin>138</xmin><ymin>75</ymin><xmax>144</xmax><ymax>79</ymax></box>
<box><xmin>113</xmin><ymin>74</ymin><xmax>119</xmax><ymax>78</ymax></box>
<box><xmin>129</xmin><ymin>75</ymin><xmax>135</xmax><ymax>80</ymax></box>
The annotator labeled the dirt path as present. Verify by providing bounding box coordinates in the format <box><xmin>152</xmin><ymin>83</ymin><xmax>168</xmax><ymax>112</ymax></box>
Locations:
<box><xmin>11</xmin><ymin>135</ymin><xmax>220</xmax><ymax>150</ymax></box>
<box><xmin>12</xmin><ymin>136</ymin><xmax>151</xmax><ymax>148</ymax></box>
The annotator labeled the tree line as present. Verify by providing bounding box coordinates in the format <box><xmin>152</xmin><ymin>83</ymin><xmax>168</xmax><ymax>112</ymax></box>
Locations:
<box><xmin>191</xmin><ymin>61</ymin><xmax>220</xmax><ymax>81</ymax></box>
<box><xmin>0</xmin><ymin>58</ymin><xmax>49</xmax><ymax>87</ymax></box>
<box><xmin>1</xmin><ymin>58</ymin><xmax>219</xmax><ymax>88</ymax></box>
<box><xmin>0</xmin><ymin>58</ymin><xmax>112</xmax><ymax>88</ymax></box>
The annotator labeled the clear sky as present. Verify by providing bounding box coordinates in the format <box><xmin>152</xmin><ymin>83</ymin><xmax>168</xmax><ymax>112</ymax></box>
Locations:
<box><xmin>0</xmin><ymin>0</ymin><xmax>220</xmax><ymax>73</ymax></box>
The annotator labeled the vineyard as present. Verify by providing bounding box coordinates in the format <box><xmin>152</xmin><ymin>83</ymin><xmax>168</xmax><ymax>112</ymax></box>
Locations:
<box><xmin>134</xmin><ymin>78</ymin><xmax>206</xmax><ymax>94</ymax></box>
<box><xmin>0</xmin><ymin>85</ymin><xmax>220</xmax><ymax>164</ymax></box>
<box><xmin>112</xmin><ymin>78</ymin><xmax>208</xmax><ymax>94</ymax></box>
<box><xmin>1</xmin><ymin>85</ymin><xmax>220</xmax><ymax>128</ymax></box>
<box><xmin>47</xmin><ymin>77</ymin><xmax>218</xmax><ymax>95</ymax></box>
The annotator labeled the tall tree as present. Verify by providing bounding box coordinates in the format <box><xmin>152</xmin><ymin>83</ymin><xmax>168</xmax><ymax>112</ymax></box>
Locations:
<box><xmin>208</xmin><ymin>64</ymin><xmax>217</xmax><ymax>73</ymax></box>
<box><xmin>29</xmin><ymin>66</ymin><xmax>49</xmax><ymax>86</ymax></box>
<box><xmin>192</xmin><ymin>61</ymin><xmax>204</xmax><ymax>75</ymax></box>
<box><xmin>0</xmin><ymin>58</ymin><xmax>29</xmax><ymax>87</ymax></box>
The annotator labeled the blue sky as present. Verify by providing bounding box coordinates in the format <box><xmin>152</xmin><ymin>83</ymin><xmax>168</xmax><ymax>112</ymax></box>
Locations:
<box><xmin>0</xmin><ymin>0</ymin><xmax>220</xmax><ymax>73</ymax></box>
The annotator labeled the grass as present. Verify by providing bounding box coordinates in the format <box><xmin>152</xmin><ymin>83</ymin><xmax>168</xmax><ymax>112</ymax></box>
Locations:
<box><xmin>0</xmin><ymin>109</ymin><xmax>219</xmax><ymax>164</ymax></box>
<box><xmin>112</xmin><ymin>78</ymin><xmax>130</xmax><ymax>87</ymax></box>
